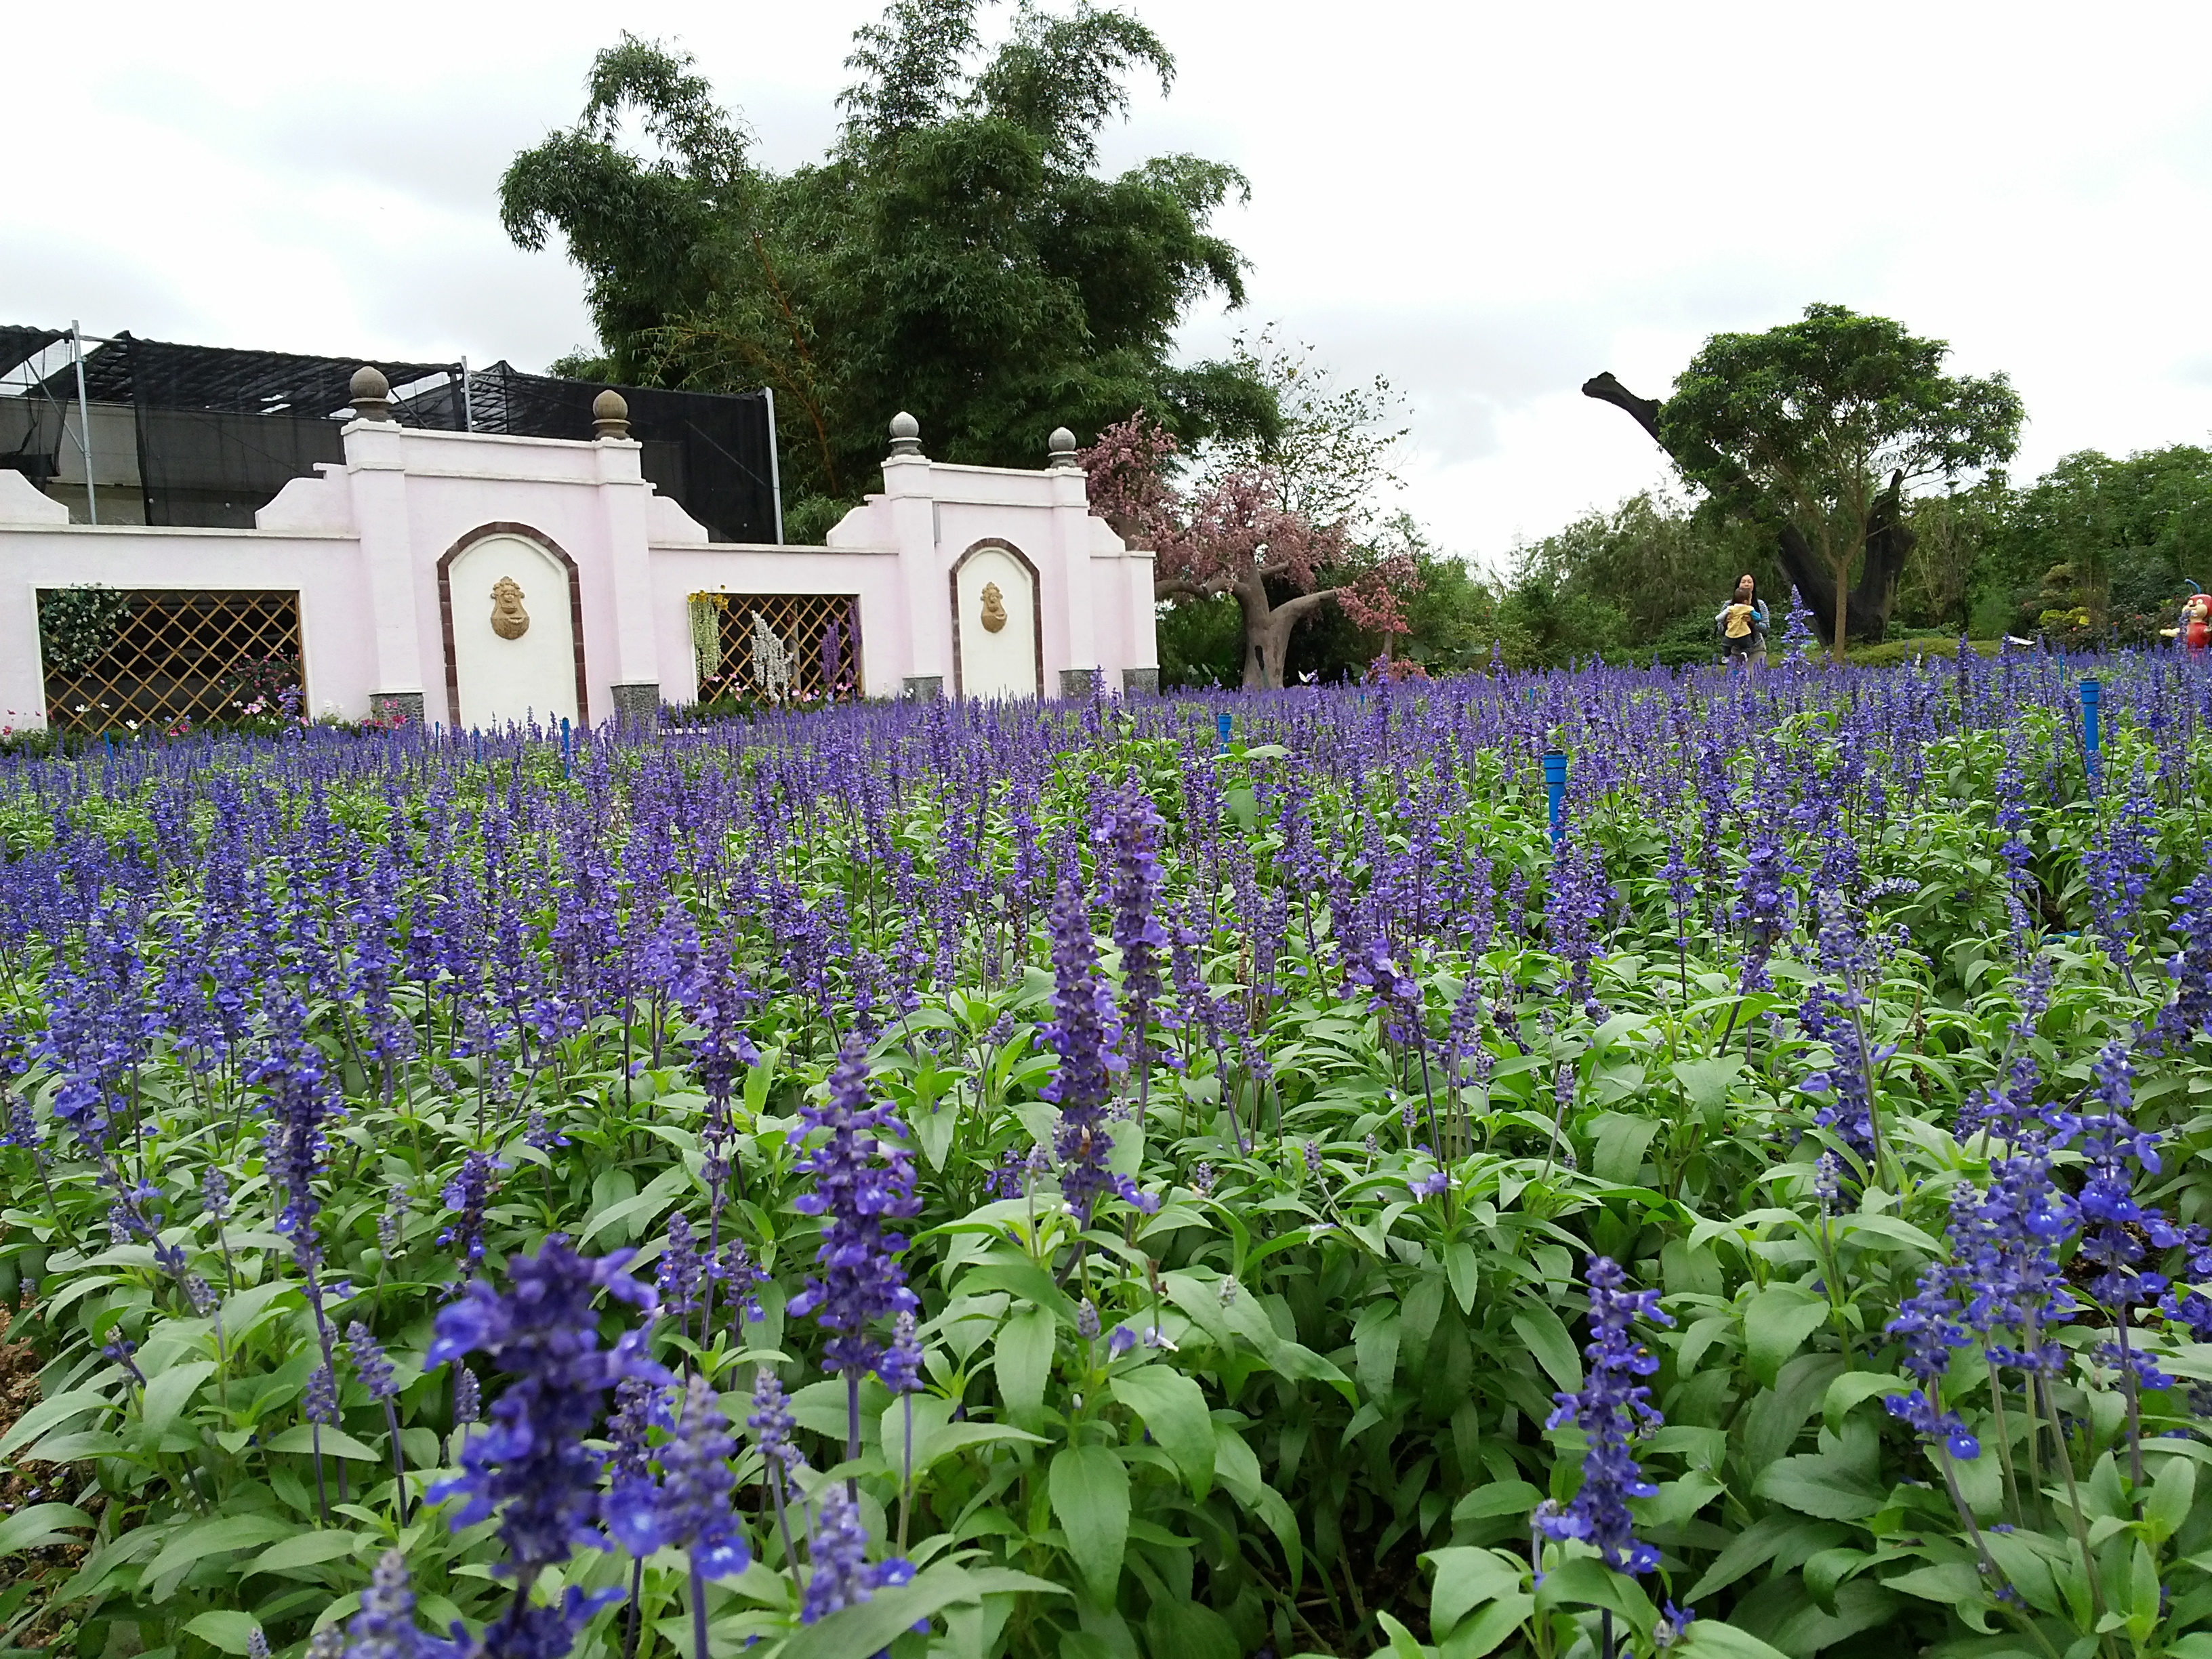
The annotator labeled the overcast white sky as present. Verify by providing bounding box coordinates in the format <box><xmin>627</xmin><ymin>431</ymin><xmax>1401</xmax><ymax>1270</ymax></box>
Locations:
<box><xmin>10</xmin><ymin>1</ymin><xmax>2212</xmax><ymax>569</ymax></box>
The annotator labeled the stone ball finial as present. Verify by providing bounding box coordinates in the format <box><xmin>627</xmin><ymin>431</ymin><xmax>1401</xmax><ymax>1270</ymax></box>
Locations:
<box><xmin>887</xmin><ymin>410</ymin><xmax>924</xmax><ymax>457</ymax></box>
<box><xmin>348</xmin><ymin>364</ymin><xmax>392</xmax><ymax>423</ymax></box>
<box><xmin>1047</xmin><ymin>426</ymin><xmax>1078</xmax><ymax>468</ymax></box>
<box><xmin>592</xmin><ymin>387</ymin><xmax>630</xmax><ymax>441</ymax></box>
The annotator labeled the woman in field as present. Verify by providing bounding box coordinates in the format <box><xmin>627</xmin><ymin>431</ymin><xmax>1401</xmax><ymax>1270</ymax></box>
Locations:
<box><xmin>1715</xmin><ymin>574</ymin><xmax>1770</xmax><ymax>671</ymax></box>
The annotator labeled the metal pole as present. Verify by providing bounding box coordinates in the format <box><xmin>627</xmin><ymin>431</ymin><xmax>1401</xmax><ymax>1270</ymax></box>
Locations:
<box><xmin>2081</xmin><ymin>678</ymin><xmax>2101</xmax><ymax>789</ymax></box>
<box><xmin>1543</xmin><ymin>750</ymin><xmax>1568</xmax><ymax>849</ymax></box>
<box><xmin>460</xmin><ymin>356</ymin><xmax>472</xmax><ymax>432</ymax></box>
<box><xmin>70</xmin><ymin>321</ymin><xmax>96</xmax><ymax>525</ymax></box>
<box><xmin>762</xmin><ymin>386</ymin><xmax>785</xmax><ymax>544</ymax></box>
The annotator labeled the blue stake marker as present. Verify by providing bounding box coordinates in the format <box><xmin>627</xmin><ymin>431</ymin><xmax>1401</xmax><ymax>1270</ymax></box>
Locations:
<box><xmin>2081</xmin><ymin>677</ymin><xmax>2101</xmax><ymax>788</ymax></box>
<box><xmin>560</xmin><ymin>716</ymin><xmax>572</xmax><ymax>776</ymax></box>
<box><xmin>1543</xmin><ymin>750</ymin><xmax>1567</xmax><ymax>849</ymax></box>
<box><xmin>1216</xmin><ymin>711</ymin><xmax>1233</xmax><ymax>755</ymax></box>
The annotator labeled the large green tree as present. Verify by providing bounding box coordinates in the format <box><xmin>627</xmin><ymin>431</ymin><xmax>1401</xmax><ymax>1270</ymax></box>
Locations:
<box><xmin>500</xmin><ymin>3</ymin><xmax>1273</xmax><ymax>540</ymax></box>
<box><xmin>1998</xmin><ymin>445</ymin><xmax>2212</xmax><ymax>641</ymax></box>
<box><xmin>1583</xmin><ymin>304</ymin><xmax>2023</xmax><ymax>656</ymax></box>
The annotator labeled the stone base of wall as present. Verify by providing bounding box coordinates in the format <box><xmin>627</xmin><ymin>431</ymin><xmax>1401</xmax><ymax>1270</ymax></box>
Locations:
<box><xmin>609</xmin><ymin>681</ymin><xmax>660</xmax><ymax>731</ymax></box>
<box><xmin>1121</xmin><ymin>668</ymin><xmax>1159</xmax><ymax>697</ymax></box>
<box><xmin>371</xmin><ymin>690</ymin><xmax>426</xmax><ymax>729</ymax></box>
<box><xmin>901</xmin><ymin>675</ymin><xmax>944</xmax><ymax>700</ymax></box>
<box><xmin>1059</xmin><ymin>667</ymin><xmax>1102</xmax><ymax>699</ymax></box>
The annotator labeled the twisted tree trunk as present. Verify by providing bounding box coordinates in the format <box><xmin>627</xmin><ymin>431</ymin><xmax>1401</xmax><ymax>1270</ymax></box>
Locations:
<box><xmin>1155</xmin><ymin>575</ymin><xmax>1338</xmax><ymax>689</ymax></box>
<box><xmin>1580</xmin><ymin>372</ymin><xmax>1914</xmax><ymax>646</ymax></box>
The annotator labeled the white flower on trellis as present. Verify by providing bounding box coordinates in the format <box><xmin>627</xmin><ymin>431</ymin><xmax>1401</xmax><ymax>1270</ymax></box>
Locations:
<box><xmin>751</xmin><ymin>612</ymin><xmax>791</xmax><ymax>700</ymax></box>
<box><xmin>689</xmin><ymin>596</ymin><xmax>724</xmax><ymax>680</ymax></box>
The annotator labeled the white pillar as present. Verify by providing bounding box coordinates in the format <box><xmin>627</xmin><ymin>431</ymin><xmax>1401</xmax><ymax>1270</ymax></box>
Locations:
<box><xmin>594</xmin><ymin>428</ymin><xmax>659</xmax><ymax>725</ymax></box>
<box><xmin>341</xmin><ymin>417</ymin><xmax>426</xmax><ymax>724</ymax></box>
<box><xmin>880</xmin><ymin>414</ymin><xmax>943</xmax><ymax>696</ymax></box>
<box><xmin>1046</xmin><ymin>432</ymin><xmax>1095</xmax><ymax>697</ymax></box>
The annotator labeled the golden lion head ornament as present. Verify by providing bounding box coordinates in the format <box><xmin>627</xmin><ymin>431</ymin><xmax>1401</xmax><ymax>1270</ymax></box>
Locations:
<box><xmin>489</xmin><ymin>576</ymin><xmax>529</xmax><ymax>640</ymax></box>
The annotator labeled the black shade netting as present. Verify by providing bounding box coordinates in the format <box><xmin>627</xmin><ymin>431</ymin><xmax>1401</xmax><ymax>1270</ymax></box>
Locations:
<box><xmin>468</xmin><ymin>364</ymin><xmax>779</xmax><ymax>544</ymax></box>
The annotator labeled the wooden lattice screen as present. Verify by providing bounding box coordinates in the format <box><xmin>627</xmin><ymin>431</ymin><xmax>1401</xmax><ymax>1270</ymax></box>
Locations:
<box><xmin>691</xmin><ymin>592</ymin><xmax>861</xmax><ymax>703</ymax></box>
<box><xmin>42</xmin><ymin>590</ymin><xmax>302</xmax><ymax>733</ymax></box>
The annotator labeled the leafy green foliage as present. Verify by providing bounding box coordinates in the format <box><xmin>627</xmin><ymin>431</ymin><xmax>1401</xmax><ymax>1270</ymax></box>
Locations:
<box><xmin>1</xmin><ymin>658</ymin><xmax>2211</xmax><ymax>1659</ymax></box>
<box><xmin>500</xmin><ymin>5</ymin><xmax>1265</xmax><ymax>541</ymax></box>
<box><xmin>1660</xmin><ymin>303</ymin><xmax>2024</xmax><ymax>657</ymax></box>
<box><xmin>35</xmin><ymin>585</ymin><xmax>133</xmax><ymax>676</ymax></box>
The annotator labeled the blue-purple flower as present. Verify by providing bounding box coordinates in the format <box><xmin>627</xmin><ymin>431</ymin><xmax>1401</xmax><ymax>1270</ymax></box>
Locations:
<box><xmin>607</xmin><ymin>1372</ymin><xmax>750</xmax><ymax>1578</ymax></box>
<box><xmin>427</xmin><ymin>1236</ymin><xmax>665</xmax><ymax>1582</ymax></box>
<box><xmin>1536</xmin><ymin>1256</ymin><xmax>1672</xmax><ymax>1575</ymax></box>
<box><xmin>1042</xmin><ymin>874</ymin><xmax>1127</xmax><ymax>1227</ymax></box>
<box><xmin>800</xmin><ymin>1480</ymin><xmax>912</xmax><ymax>1622</ymax></box>
<box><xmin>787</xmin><ymin>1037</ymin><xmax>920</xmax><ymax>1377</ymax></box>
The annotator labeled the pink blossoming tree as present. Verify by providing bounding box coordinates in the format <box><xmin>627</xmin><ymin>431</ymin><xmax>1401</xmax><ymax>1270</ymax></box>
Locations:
<box><xmin>1079</xmin><ymin>413</ymin><xmax>1416</xmax><ymax>689</ymax></box>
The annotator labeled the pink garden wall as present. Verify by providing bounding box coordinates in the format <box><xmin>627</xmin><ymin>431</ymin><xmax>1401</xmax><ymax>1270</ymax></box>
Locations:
<box><xmin>0</xmin><ymin>404</ymin><xmax>1157</xmax><ymax>731</ymax></box>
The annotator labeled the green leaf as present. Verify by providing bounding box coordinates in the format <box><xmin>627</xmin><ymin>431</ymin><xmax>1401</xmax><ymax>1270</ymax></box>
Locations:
<box><xmin>140</xmin><ymin>1359</ymin><xmax>216</xmax><ymax>1439</ymax></box>
<box><xmin>1534</xmin><ymin>1557</ymin><xmax>1654</xmax><ymax>1632</ymax></box>
<box><xmin>779</xmin><ymin>1563</ymin><xmax>984</xmax><ymax>1659</ymax></box>
<box><xmin>1354</xmin><ymin>1300</ymin><xmax>1402</xmax><ymax>1401</ymax></box>
<box><xmin>1683</xmin><ymin>1513</ymin><xmax>1808</xmax><ymax>1602</ymax></box>
<box><xmin>1755</xmin><ymin>1454</ymin><xmax>1887</xmax><ymax>1521</ymax></box>
<box><xmin>2127</xmin><ymin>1538</ymin><xmax>2159</xmax><ymax>1641</ymax></box>
<box><xmin>1883</xmin><ymin>1561</ymin><xmax>1986</xmax><ymax>1605</ymax></box>
<box><xmin>1671</xmin><ymin>1056</ymin><xmax>1743</xmax><ymax>1111</ymax></box>
<box><xmin>994</xmin><ymin>1305</ymin><xmax>1055</xmax><ymax>1427</ymax></box>
<box><xmin>1441</xmin><ymin>1595</ymin><xmax>1534</xmax><ymax>1659</ymax></box>
<box><xmin>143</xmin><ymin>1513</ymin><xmax>296</xmax><ymax>1581</ymax></box>
<box><xmin>1376</xmin><ymin>1611</ymin><xmax>1429</xmax><ymax>1659</ymax></box>
<box><xmin>1674</xmin><ymin>1620</ymin><xmax>1793</xmax><ymax>1659</ymax></box>
<box><xmin>1049</xmin><ymin>1444</ymin><xmax>1130</xmax><ymax>1605</ymax></box>
<box><xmin>1630</xmin><ymin>1473</ymin><xmax>1723</xmax><ymax>1530</ymax></box>
<box><xmin>1511</xmin><ymin>1304</ymin><xmax>1581</xmax><ymax>1393</ymax></box>
<box><xmin>1423</xmin><ymin>1547</ymin><xmax>1525</xmax><ymax>1636</ymax></box>
<box><xmin>0</xmin><ymin>1387</ymin><xmax>113</xmax><ymax>1459</ymax></box>
<box><xmin>0</xmin><ymin>1502</ymin><xmax>94</xmax><ymax>1556</ymax></box>
<box><xmin>266</xmin><ymin>1424</ymin><xmax>382</xmax><ymax>1461</ymax></box>
<box><xmin>1446</xmin><ymin>1242</ymin><xmax>1479</xmax><ymax>1313</ymax></box>
<box><xmin>1252</xmin><ymin>1482</ymin><xmax>1303</xmax><ymax>1588</ymax></box>
<box><xmin>1833</xmin><ymin>1213</ymin><xmax>1943</xmax><ymax>1254</ymax></box>
<box><xmin>1803</xmin><ymin>1546</ymin><xmax>1864</xmax><ymax>1614</ymax></box>
<box><xmin>1450</xmin><ymin>1481</ymin><xmax>1541</xmax><ymax>1521</ymax></box>
<box><xmin>1981</xmin><ymin>1529</ymin><xmax>2064</xmax><ymax>1617</ymax></box>
<box><xmin>578</xmin><ymin>1164</ymin><xmax>689</xmax><ymax>1247</ymax></box>
<box><xmin>1822</xmin><ymin>1370</ymin><xmax>1906</xmax><ymax>1435</ymax></box>
<box><xmin>1591</xmin><ymin>1113</ymin><xmax>1660</xmax><ymax>1184</ymax></box>
<box><xmin>1109</xmin><ymin>1367</ymin><xmax>1215</xmax><ymax>1499</ymax></box>
<box><xmin>184</xmin><ymin>1612</ymin><xmax>266</xmax><ymax>1655</ymax></box>
<box><xmin>1147</xmin><ymin>1599</ymin><xmax>1240</xmax><ymax>1659</ymax></box>
<box><xmin>2146</xmin><ymin>1452</ymin><xmax>2196</xmax><ymax>1544</ymax></box>
<box><xmin>249</xmin><ymin>1529</ymin><xmax>365</xmax><ymax>1576</ymax></box>
<box><xmin>912</xmin><ymin>1422</ymin><xmax>1048</xmax><ymax>1476</ymax></box>
<box><xmin>1743</xmin><ymin>1285</ymin><xmax>1832</xmax><ymax>1387</ymax></box>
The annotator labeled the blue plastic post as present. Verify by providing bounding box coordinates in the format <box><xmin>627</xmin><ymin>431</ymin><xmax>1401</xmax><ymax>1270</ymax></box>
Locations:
<box><xmin>2081</xmin><ymin>678</ymin><xmax>2101</xmax><ymax>787</ymax></box>
<box><xmin>1216</xmin><ymin>711</ymin><xmax>1233</xmax><ymax>755</ymax></box>
<box><xmin>560</xmin><ymin>716</ymin><xmax>572</xmax><ymax>776</ymax></box>
<box><xmin>1542</xmin><ymin>750</ymin><xmax>1567</xmax><ymax>848</ymax></box>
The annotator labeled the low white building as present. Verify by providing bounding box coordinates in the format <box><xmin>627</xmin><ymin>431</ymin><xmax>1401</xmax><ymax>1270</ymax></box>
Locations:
<box><xmin>0</xmin><ymin>371</ymin><xmax>1158</xmax><ymax>733</ymax></box>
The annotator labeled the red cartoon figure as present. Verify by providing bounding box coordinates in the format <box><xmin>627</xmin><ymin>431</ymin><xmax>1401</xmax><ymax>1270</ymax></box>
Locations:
<box><xmin>2184</xmin><ymin>591</ymin><xmax>2211</xmax><ymax>653</ymax></box>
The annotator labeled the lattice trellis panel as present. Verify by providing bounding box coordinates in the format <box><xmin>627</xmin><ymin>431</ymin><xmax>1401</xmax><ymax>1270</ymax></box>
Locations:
<box><xmin>43</xmin><ymin>590</ymin><xmax>302</xmax><ymax>732</ymax></box>
<box><xmin>691</xmin><ymin>592</ymin><xmax>861</xmax><ymax>703</ymax></box>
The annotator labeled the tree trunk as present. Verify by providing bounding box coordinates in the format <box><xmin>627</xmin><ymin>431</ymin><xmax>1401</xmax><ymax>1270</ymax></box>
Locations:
<box><xmin>1582</xmin><ymin>375</ymin><xmax>1915</xmax><ymax>647</ymax></box>
<box><xmin>1234</xmin><ymin>581</ymin><xmax>1332</xmax><ymax>690</ymax></box>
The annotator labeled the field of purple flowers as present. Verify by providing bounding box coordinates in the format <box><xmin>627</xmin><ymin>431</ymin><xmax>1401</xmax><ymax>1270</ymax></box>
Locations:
<box><xmin>2</xmin><ymin>649</ymin><xmax>2211</xmax><ymax>1659</ymax></box>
